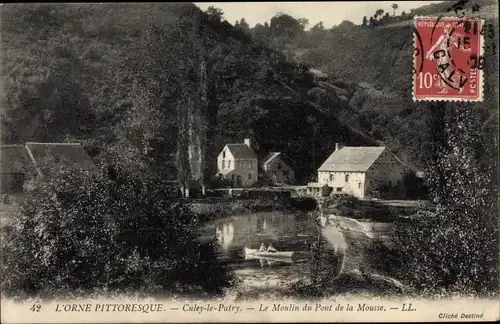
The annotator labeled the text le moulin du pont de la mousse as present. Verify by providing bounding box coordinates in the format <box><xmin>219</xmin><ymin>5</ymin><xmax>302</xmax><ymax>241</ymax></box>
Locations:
<box><xmin>53</xmin><ymin>302</ymin><xmax>421</xmax><ymax>314</ymax></box>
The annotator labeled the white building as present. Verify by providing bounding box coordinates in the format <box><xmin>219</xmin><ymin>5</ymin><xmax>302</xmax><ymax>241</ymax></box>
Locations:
<box><xmin>217</xmin><ymin>138</ymin><xmax>258</xmax><ymax>187</ymax></box>
<box><xmin>316</xmin><ymin>143</ymin><xmax>411</xmax><ymax>198</ymax></box>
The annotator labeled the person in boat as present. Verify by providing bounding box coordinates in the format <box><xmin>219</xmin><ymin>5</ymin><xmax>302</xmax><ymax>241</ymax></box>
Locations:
<box><xmin>259</xmin><ymin>243</ymin><xmax>266</xmax><ymax>252</ymax></box>
<box><xmin>267</xmin><ymin>243</ymin><xmax>278</xmax><ymax>253</ymax></box>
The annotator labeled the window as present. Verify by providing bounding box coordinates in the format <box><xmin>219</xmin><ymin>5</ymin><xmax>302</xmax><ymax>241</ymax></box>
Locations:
<box><xmin>345</xmin><ymin>174</ymin><xmax>349</xmax><ymax>182</ymax></box>
<box><xmin>277</xmin><ymin>162</ymin><xmax>282</xmax><ymax>170</ymax></box>
<box><xmin>336</xmin><ymin>188</ymin><xmax>342</xmax><ymax>192</ymax></box>
<box><xmin>222</xmin><ymin>160</ymin><xmax>226</xmax><ymax>169</ymax></box>
<box><xmin>222</xmin><ymin>151</ymin><xmax>226</xmax><ymax>159</ymax></box>
<box><xmin>329</xmin><ymin>174</ymin><xmax>333</xmax><ymax>181</ymax></box>
<box><xmin>250</xmin><ymin>160</ymin><xmax>253</xmax><ymax>168</ymax></box>
<box><xmin>228</xmin><ymin>160</ymin><xmax>231</xmax><ymax>168</ymax></box>
<box><xmin>358</xmin><ymin>183</ymin><xmax>361</xmax><ymax>189</ymax></box>
<box><xmin>248</xmin><ymin>174</ymin><xmax>251</xmax><ymax>179</ymax></box>
<box><xmin>231</xmin><ymin>174</ymin><xmax>234</xmax><ymax>181</ymax></box>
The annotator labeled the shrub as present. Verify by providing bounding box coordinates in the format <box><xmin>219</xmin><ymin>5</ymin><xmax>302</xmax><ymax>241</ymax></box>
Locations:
<box><xmin>402</xmin><ymin>172</ymin><xmax>428</xmax><ymax>199</ymax></box>
<box><xmin>1</xmin><ymin>163</ymin><xmax>235</xmax><ymax>299</ymax></box>
<box><xmin>290</xmin><ymin>197</ymin><xmax>317</xmax><ymax>211</ymax></box>
<box><xmin>390</xmin><ymin>208</ymin><xmax>498</xmax><ymax>296</ymax></box>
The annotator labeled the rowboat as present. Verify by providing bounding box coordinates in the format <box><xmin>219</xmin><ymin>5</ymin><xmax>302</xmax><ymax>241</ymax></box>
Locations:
<box><xmin>245</xmin><ymin>254</ymin><xmax>294</xmax><ymax>266</ymax></box>
<box><xmin>244</xmin><ymin>246</ymin><xmax>294</xmax><ymax>259</ymax></box>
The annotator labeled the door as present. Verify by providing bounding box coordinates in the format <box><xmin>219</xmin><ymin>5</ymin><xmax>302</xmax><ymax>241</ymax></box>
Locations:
<box><xmin>236</xmin><ymin>175</ymin><xmax>242</xmax><ymax>187</ymax></box>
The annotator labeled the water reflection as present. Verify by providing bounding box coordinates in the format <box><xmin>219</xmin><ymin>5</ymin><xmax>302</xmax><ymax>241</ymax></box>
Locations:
<box><xmin>204</xmin><ymin>211</ymin><xmax>348</xmax><ymax>284</ymax></box>
<box><xmin>216</xmin><ymin>221</ymin><xmax>234</xmax><ymax>252</ymax></box>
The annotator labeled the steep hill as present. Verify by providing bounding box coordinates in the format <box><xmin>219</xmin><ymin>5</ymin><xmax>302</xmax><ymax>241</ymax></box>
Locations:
<box><xmin>0</xmin><ymin>3</ymin><xmax>375</xmax><ymax>183</ymax></box>
<box><xmin>294</xmin><ymin>1</ymin><xmax>499</xmax><ymax>168</ymax></box>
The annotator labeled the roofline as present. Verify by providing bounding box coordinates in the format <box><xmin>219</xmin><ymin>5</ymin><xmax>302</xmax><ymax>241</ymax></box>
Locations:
<box><xmin>318</xmin><ymin>146</ymin><xmax>386</xmax><ymax>172</ymax></box>
<box><xmin>224</xmin><ymin>144</ymin><xmax>257</xmax><ymax>158</ymax></box>
<box><xmin>24</xmin><ymin>144</ymin><xmax>42</xmax><ymax>176</ymax></box>
<box><xmin>262</xmin><ymin>152</ymin><xmax>280</xmax><ymax>166</ymax></box>
<box><xmin>334</xmin><ymin>146</ymin><xmax>386</xmax><ymax>149</ymax></box>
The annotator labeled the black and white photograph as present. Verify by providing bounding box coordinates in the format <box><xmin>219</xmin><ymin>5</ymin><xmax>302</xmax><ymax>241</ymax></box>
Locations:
<box><xmin>0</xmin><ymin>1</ymin><xmax>498</xmax><ymax>322</ymax></box>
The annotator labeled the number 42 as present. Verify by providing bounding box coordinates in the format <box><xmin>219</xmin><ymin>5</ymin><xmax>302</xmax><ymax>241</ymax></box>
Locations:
<box><xmin>30</xmin><ymin>304</ymin><xmax>42</xmax><ymax>312</ymax></box>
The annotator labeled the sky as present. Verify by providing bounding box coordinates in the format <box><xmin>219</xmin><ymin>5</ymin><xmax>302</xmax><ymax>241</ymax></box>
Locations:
<box><xmin>194</xmin><ymin>1</ymin><xmax>444</xmax><ymax>28</ymax></box>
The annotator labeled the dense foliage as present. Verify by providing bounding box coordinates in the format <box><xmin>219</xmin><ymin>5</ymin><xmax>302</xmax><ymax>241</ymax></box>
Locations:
<box><xmin>389</xmin><ymin>103</ymin><xmax>498</xmax><ymax>296</ymax></box>
<box><xmin>244</xmin><ymin>0</ymin><xmax>498</xmax><ymax>170</ymax></box>
<box><xmin>0</xmin><ymin>3</ymin><xmax>374</xmax><ymax>184</ymax></box>
<box><xmin>1</xmin><ymin>159</ymin><xmax>235</xmax><ymax>298</ymax></box>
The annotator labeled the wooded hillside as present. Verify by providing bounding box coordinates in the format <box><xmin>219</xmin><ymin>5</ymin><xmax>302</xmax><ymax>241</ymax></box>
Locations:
<box><xmin>1</xmin><ymin>2</ymin><xmax>498</xmax><ymax>182</ymax></box>
<box><xmin>0</xmin><ymin>3</ymin><xmax>373</xmax><ymax>183</ymax></box>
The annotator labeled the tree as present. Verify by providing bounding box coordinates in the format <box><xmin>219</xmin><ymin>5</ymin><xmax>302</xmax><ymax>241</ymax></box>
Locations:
<box><xmin>391</xmin><ymin>103</ymin><xmax>499</xmax><ymax>295</ymax></box>
<box><xmin>391</xmin><ymin>3</ymin><xmax>398</xmax><ymax>16</ymax></box>
<box><xmin>270</xmin><ymin>13</ymin><xmax>305</xmax><ymax>39</ymax></box>
<box><xmin>374</xmin><ymin>9</ymin><xmax>384</xmax><ymax>19</ymax></box>
<box><xmin>362</xmin><ymin>16</ymin><xmax>368</xmax><ymax>27</ymax></box>
<box><xmin>205</xmin><ymin>6</ymin><xmax>224</xmax><ymax>22</ymax></box>
<box><xmin>369</xmin><ymin>16</ymin><xmax>375</xmax><ymax>27</ymax></box>
<box><xmin>1</xmin><ymin>162</ymin><xmax>236</xmax><ymax>298</ymax></box>
<box><xmin>383</xmin><ymin>12</ymin><xmax>391</xmax><ymax>23</ymax></box>
<box><xmin>297</xmin><ymin>18</ymin><xmax>309</xmax><ymax>31</ymax></box>
<box><xmin>252</xmin><ymin>23</ymin><xmax>270</xmax><ymax>43</ymax></box>
<box><xmin>311</xmin><ymin>21</ymin><xmax>325</xmax><ymax>32</ymax></box>
<box><xmin>306</xmin><ymin>115</ymin><xmax>318</xmax><ymax>173</ymax></box>
<box><xmin>238</xmin><ymin>18</ymin><xmax>250</xmax><ymax>31</ymax></box>
<box><xmin>1</xmin><ymin>39</ymin><xmax>96</xmax><ymax>143</ymax></box>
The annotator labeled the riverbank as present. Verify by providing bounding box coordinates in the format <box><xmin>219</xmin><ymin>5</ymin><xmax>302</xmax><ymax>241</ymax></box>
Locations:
<box><xmin>321</xmin><ymin>197</ymin><xmax>433</xmax><ymax>222</ymax></box>
<box><xmin>190</xmin><ymin>197</ymin><xmax>317</xmax><ymax>222</ymax></box>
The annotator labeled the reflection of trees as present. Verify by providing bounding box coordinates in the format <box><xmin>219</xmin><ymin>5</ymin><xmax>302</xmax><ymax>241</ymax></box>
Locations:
<box><xmin>214</xmin><ymin>213</ymin><xmax>323</xmax><ymax>256</ymax></box>
<box><xmin>216</xmin><ymin>221</ymin><xmax>234</xmax><ymax>252</ymax></box>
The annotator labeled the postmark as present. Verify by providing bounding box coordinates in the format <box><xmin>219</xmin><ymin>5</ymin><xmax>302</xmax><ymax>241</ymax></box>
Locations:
<box><xmin>413</xmin><ymin>16</ymin><xmax>484</xmax><ymax>102</ymax></box>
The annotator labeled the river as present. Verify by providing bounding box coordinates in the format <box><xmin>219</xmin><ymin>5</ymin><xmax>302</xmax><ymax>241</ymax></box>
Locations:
<box><xmin>200</xmin><ymin>211</ymin><xmax>365</xmax><ymax>290</ymax></box>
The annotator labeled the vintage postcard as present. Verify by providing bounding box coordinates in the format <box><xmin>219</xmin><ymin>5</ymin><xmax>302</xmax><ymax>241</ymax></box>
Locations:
<box><xmin>0</xmin><ymin>1</ymin><xmax>498</xmax><ymax>323</ymax></box>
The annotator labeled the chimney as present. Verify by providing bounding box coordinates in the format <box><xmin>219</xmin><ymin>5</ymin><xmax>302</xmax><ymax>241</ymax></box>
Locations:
<box><xmin>335</xmin><ymin>143</ymin><xmax>343</xmax><ymax>151</ymax></box>
<box><xmin>244</xmin><ymin>138</ymin><xmax>251</xmax><ymax>148</ymax></box>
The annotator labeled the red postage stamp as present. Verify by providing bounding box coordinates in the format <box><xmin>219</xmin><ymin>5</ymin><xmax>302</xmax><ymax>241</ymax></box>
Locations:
<box><xmin>413</xmin><ymin>16</ymin><xmax>484</xmax><ymax>102</ymax></box>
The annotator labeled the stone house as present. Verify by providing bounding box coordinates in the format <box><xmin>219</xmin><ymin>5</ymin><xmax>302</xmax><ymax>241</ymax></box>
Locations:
<box><xmin>216</xmin><ymin>139</ymin><xmax>258</xmax><ymax>187</ymax></box>
<box><xmin>315</xmin><ymin>143</ymin><xmax>411</xmax><ymax>199</ymax></box>
<box><xmin>260</xmin><ymin>152</ymin><xmax>295</xmax><ymax>185</ymax></box>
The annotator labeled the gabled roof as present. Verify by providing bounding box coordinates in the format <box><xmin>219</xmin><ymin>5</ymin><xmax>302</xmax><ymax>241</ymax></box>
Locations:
<box><xmin>225</xmin><ymin>144</ymin><xmax>256</xmax><ymax>159</ymax></box>
<box><xmin>261</xmin><ymin>152</ymin><xmax>294</xmax><ymax>169</ymax></box>
<box><xmin>25</xmin><ymin>142</ymin><xmax>97</xmax><ymax>173</ymax></box>
<box><xmin>318</xmin><ymin>146</ymin><xmax>386</xmax><ymax>172</ymax></box>
<box><xmin>0</xmin><ymin>145</ymin><xmax>35</xmax><ymax>174</ymax></box>
<box><xmin>262</xmin><ymin>152</ymin><xmax>280</xmax><ymax>166</ymax></box>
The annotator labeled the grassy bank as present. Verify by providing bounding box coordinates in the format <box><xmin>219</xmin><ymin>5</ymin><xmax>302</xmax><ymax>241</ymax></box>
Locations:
<box><xmin>190</xmin><ymin>197</ymin><xmax>317</xmax><ymax>222</ymax></box>
<box><xmin>322</xmin><ymin>197</ymin><xmax>433</xmax><ymax>222</ymax></box>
